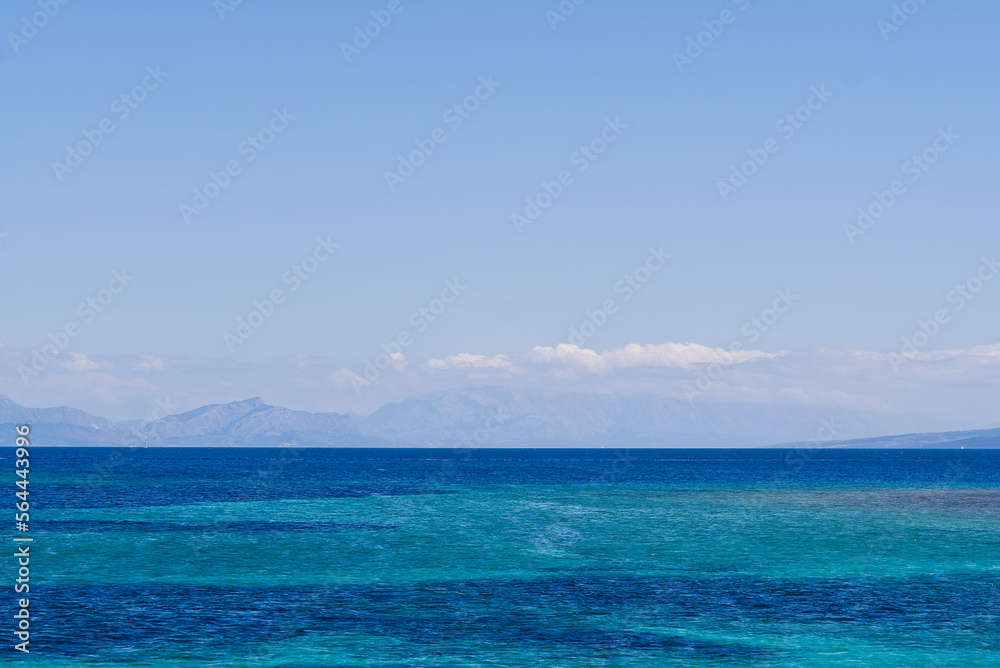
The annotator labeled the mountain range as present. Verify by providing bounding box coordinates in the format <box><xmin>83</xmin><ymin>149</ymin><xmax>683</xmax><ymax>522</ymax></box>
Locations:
<box><xmin>1</xmin><ymin>387</ymin><xmax>996</xmax><ymax>448</ymax></box>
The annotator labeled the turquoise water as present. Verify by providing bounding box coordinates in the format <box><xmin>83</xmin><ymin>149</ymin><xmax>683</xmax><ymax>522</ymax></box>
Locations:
<box><xmin>10</xmin><ymin>448</ymin><xmax>1000</xmax><ymax>666</ymax></box>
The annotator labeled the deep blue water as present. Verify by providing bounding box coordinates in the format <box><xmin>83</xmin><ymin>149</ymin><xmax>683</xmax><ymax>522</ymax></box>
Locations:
<box><xmin>28</xmin><ymin>447</ymin><xmax>1000</xmax><ymax>509</ymax></box>
<box><xmin>6</xmin><ymin>448</ymin><xmax>1000</xmax><ymax>667</ymax></box>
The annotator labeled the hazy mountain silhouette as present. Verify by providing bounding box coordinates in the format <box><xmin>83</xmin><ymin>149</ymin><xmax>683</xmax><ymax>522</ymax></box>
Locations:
<box><xmin>0</xmin><ymin>387</ymin><xmax>984</xmax><ymax>448</ymax></box>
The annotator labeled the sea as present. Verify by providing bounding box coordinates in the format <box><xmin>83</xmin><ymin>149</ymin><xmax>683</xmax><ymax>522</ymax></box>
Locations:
<box><xmin>7</xmin><ymin>447</ymin><xmax>1000</xmax><ymax>667</ymax></box>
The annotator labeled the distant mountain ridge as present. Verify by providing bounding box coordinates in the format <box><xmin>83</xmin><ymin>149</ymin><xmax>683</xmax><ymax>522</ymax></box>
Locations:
<box><xmin>0</xmin><ymin>387</ymin><xmax>989</xmax><ymax>448</ymax></box>
<box><xmin>775</xmin><ymin>426</ymin><xmax>1000</xmax><ymax>450</ymax></box>
<box><xmin>0</xmin><ymin>397</ymin><xmax>126</xmax><ymax>446</ymax></box>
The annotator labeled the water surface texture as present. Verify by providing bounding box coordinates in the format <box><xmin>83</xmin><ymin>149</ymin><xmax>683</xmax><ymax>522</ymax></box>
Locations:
<box><xmin>9</xmin><ymin>448</ymin><xmax>1000</xmax><ymax>667</ymax></box>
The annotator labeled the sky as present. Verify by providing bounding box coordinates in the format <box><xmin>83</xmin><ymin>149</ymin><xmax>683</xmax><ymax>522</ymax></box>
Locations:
<box><xmin>1</xmin><ymin>0</ymin><xmax>998</xmax><ymax>427</ymax></box>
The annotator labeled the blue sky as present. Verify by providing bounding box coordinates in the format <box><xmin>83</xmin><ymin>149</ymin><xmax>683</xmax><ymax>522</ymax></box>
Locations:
<box><xmin>1</xmin><ymin>0</ymin><xmax>998</xmax><ymax>426</ymax></box>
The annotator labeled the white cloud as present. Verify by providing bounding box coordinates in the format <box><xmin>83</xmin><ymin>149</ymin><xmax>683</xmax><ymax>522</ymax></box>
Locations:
<box><xmin>331</xmin><ymin>368</ymin><xmax>365</xmax><ymax>389</ymax></box>
<box><xmin>425</xmin><ymin>342</ymin><xmax>781</xmax><ymax>376</ymax></box>
<box><xmin>1</xmin><ymin>339</ymin><xmax>998</xmax><ymax>428</ymax></box>
<box><xmin>424</xmin><ymin>352</ymin><xmax>514</xmax><ymax>371</ymax></box>
<box><xmin>133</xmin><ymin>355</ymin><xmax>167</xmax><ymax>371</ymax></box>
<box><xmin>898</xmin><ymin>341</ymin><xmax>1000</xmax><ymax>363</ymax></box>
<box><xmin>331</xmin><ymin>353</ymin><xmax>408</xmax><ymax>389</ymax></box>
<box><xmin>59</xmin><ymin>353</ymin><xmax>113</xmax><ymax>372</ymax></box>
<box><xmin>288</xmin><ymin>354</ymin><xmax>313</xmax><ymax>369</ymax></box>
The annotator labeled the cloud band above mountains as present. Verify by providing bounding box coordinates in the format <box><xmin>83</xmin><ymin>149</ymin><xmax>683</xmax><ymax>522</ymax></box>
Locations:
<box><xmin>1</xmin><ymin>339</ymin><xmax>998</xmax><ymax>432</ymax></box>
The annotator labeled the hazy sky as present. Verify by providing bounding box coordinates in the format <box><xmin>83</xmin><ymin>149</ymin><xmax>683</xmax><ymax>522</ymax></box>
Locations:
<box><xmin>1</xmin><ymin>0</ymin><xmax>998</xmax><ymax>424</ymax></box>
